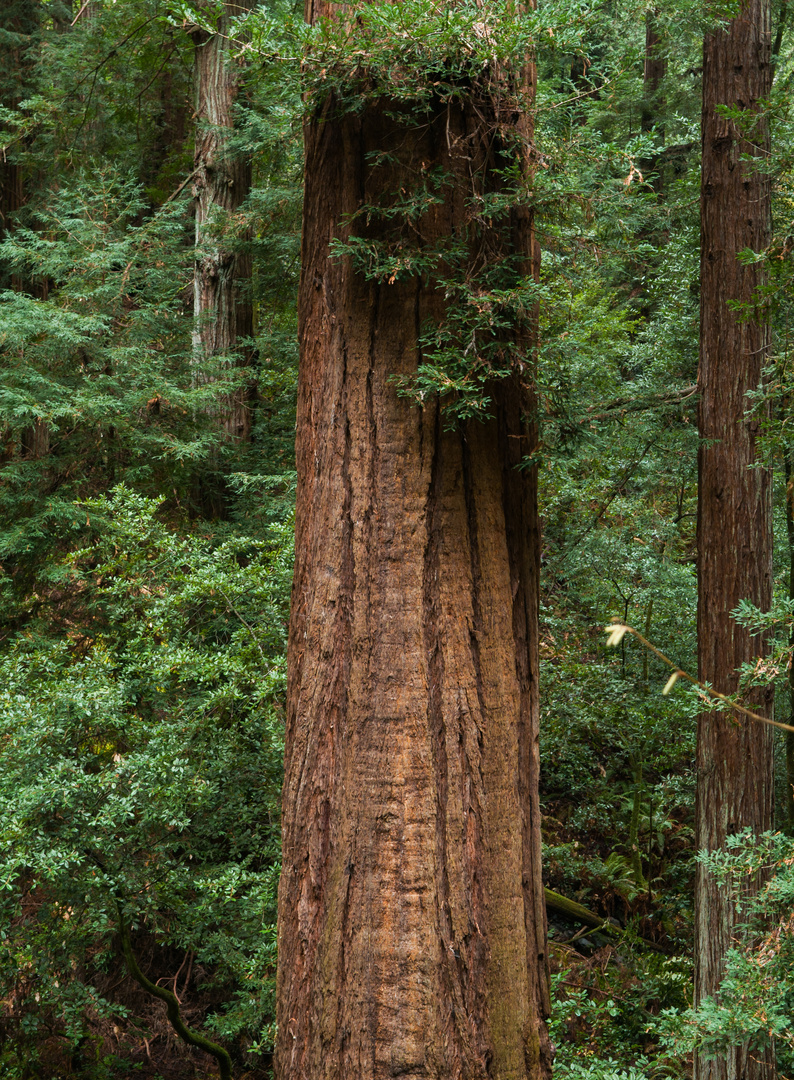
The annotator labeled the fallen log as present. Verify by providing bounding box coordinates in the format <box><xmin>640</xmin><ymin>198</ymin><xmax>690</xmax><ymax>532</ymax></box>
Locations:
<box><xmin>544</xmin><ymin>887</ymin><xmax>667</xmax><ymax>954</ymax></box>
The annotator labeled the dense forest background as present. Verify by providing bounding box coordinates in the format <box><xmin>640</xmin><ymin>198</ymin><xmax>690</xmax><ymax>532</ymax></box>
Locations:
<box><xmin>1</xmin><ymin>0</ymin><xmax>794</xmax><ymax>1077</ymax></box>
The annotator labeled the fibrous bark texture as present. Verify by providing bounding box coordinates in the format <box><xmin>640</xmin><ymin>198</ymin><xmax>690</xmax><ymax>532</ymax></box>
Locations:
<box><xmin>695</xmin><ymin>4</ymin><xmax>774</xmax><ymax>1079</ymax></box>
<box><xmin>192</xmin><ymin>1</ymin><xmax>253</xmax><ymax>443</ymax></box>
<box><xmin>276</xmin><ymin>14</ymin><xmax>551</xmax><ymax>1079</ymax></box>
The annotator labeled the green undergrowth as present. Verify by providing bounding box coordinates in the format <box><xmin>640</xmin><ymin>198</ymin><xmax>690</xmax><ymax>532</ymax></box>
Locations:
<box><xmin>0</xmin><ymin>486</ymin><xmax>292</xmax><ymax>1077</ymax></box>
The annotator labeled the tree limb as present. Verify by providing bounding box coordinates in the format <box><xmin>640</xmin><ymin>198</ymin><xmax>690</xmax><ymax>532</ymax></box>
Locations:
<box><xmin>116</xmin><ymin>906</ymin><xmax>232</xmax><ymax>1080</ymax></box>
<box><xmin>576</xmin><ymin>383</ymin><xmax>697</xmax><ymax>425</ymax></box>
<box><xmin>544</xmin><ymin>887</ymin><xmax>666</xmax><ymax>953</ymax></box>
<box><xmin>606</xmin><ymin>622</ymin><xmax>794</xmax><ymax>734</ymax></box>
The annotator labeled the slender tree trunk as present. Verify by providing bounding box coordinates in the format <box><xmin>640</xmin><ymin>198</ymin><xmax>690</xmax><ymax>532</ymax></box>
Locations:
<box><xmin>695</xmin><ymin>3</ymin><xmax>774</xmax><ymax>1079</ymax></box>
<box><xmin>640</xmin><ymin>10</ymin><xmax>665</xmax><ymax>193</ymax></box>
<box><xmin>635</xmin><ymin>14</ymin><xmax>666</xmax><ymax>322</ymax></box>
<box><xmin>641</xmin><ymin>11</ymin><xmax>665</xmax><ymax>138</ymax></box>
<box><xmin>276</xmin><ymin>8</ymin><xmax>551</xmax><ymax>1079</ymax></box>
<box><xmin>0</xmin><ymin>5</ymin><xmax>29</xmax><ymax>468</ymax></box>
<box><xmin>143</xmin><ymin>50</ymin><xmax>190</xmax><ymax>201</ymax></box>
<box><xmin>191</xmin><ymin>1</ymin><xmax>253</xmax><ymax>447</ymax></box>
<box><xmin>0</xmin><ymin>0</ymin><xmax>38</xmax><ymax>291</ymax></box>
<box><xmin>1</xmin><ymin>1</ymin><xmax>49</xmax><ymax>460</ymax></box>
<box><xmin>0</xmin><ymin>157</ymin><xmax>24</xmax><ymax>290</ymax></box>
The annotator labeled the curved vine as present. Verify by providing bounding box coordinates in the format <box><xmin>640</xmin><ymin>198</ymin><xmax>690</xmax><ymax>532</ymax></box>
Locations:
<box><xmin>116</xmin><ymin>905</ymin><xmax>233</xmax><ymax>1080</ymax></box>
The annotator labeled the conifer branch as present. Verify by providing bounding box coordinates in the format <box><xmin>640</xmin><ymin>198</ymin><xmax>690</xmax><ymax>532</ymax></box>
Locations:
<box><xmin>577</xmin><ymin>383</ymin><xmax>697</xmax><ymax>424</ymax></box>
<box><xmin>605</xmin><ymin>622</ymin><xmax>794</xmax><ymax>734</ymax></box>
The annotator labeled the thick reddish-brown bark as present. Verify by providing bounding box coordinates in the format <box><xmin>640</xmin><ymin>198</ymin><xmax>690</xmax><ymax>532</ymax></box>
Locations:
<box><xmin>695</xmin><ymin>3</ymin><xmax>774</xmax><ymax>1079</ymax></box>
<box><xmin>276</xmin><ymin>10</ymin><xmax>551</xmax><ymax>1078</ymax></box>
<box><xmin>191</xmin><ymin>1</ymin><xmax>253</xmax><ymax>444</ymax></box>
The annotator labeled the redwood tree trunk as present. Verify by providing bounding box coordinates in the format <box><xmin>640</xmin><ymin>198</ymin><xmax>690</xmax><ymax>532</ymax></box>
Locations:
<box><xmin>192</xmin><ymin>1</ymin><xmax>253</xmax><ymax>445</ymax></box>
<box><xmin>276</xmin><ymin>12</ymin><xmax>551</xmax><ymax>1080</ymax></box>
<box><xmin>695</xmin><ymin>3</ymin><xmax>774</xmax><ymax>1079</ymax></box>
<box><xmin>1</xmin><ymin>1</ymin><xmax>49</xmax><ymax>460</ymax></box>
<box><xmin>785</xmin><ymin>450</ymin><xmax>794</xmax><ymax>833</ymax></box>
<box><xmin>0</xmin><ymin>0</ymin><xmax>38</xmax><ymax>291</ymax></box>
<box><xmin>640</xmin><ymin>10</ymin><xmax>666</xmax><ymax>194</ymax></box>
<box><xmin>641</xmin><ymin>11</ymin><xmax>665</xmax><ymax>139</ymax></box>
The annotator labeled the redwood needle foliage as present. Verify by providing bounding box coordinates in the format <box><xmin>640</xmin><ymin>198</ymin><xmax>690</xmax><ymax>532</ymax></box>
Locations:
<box><xmin>0</xmin><ymin>174</ymin><xmax>236</xmax><ymax>601</ymax></box>
<box><xmin>0</xmin><ymin>1</ymin><xmax>300</xmax><ymax>1076</ymax></box>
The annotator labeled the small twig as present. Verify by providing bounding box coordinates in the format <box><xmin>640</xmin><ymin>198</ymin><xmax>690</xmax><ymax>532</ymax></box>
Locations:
<box><xmin>160</xmin><ymin>167</ymin><xmax>202</xmax><ymax>207</ymax></box>
<box><xmin>69</xmin><ymin>18</ymin><xmax>157</xmax><ymax>146</ymax></box>
<box><xmin>540</xmin><ymin>71</ymin><xmax>624</xmax><ymax>112</ymax></box>
<box><xmin>559</xmin><ymin>923</ymin><xmax>600</xmax><ymax>945</ymax></box>
<box><xmin>562</xmin><ymin>437</ymin><xmax>656</xmax><ymax>561</ymax></box>
<box><xmin>181</xmin><ymin>950</ymin><xmax>194</xmax><ymax>1000</ymax></box>
<box><xmin>157</xmin><ymin>948</ymin><xmax>191</xmax><ymax>1006</ymax></box>
<box><xmin>556</xmin><ymin>979</ymin><xmax>631</xmax><ymax>1005</ymax></box>
<box><xmin>70</xmin><ymin>0</ymin><xmax>91</xmax><ymax>25</ymax></box>
<box><xmin>70</xmin><ymin>19</ymin><xmax>157</xmax><ymax>88</ymax></box>
<box><xmin>192</xmin><ymin>568</ymin><xmax>272</xmax><ymax>665</ymax></box>
<box><xmin>606</xmin><ymin>622</ymin><xmax>794</xmax><ymax>734</ymax></box>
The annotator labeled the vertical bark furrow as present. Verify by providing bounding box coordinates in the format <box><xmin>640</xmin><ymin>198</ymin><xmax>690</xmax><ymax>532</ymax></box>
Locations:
<box><xmin>501</xmin><ymin>388</ymin><xmax>551</xmax><ymax>1064</ymax></box>
<box><xmin>422</xmin><ymin>404</ymin><xmax>464</xmax><ymax>1074</ymax></box>
<box><xmin>460</xmin><ymin>436</ymin><xmax>489</xmax><ymax>743</ymax></box>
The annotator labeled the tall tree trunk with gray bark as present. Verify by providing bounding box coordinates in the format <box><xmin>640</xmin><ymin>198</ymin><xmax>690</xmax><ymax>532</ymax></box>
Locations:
<box><xmin>191</xmin><ymin>0</ymin><xmax>253</xmax><ymax>476</ymax></box>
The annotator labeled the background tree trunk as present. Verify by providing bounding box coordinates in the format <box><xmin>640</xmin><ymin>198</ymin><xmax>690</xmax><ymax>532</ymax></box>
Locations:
<box><xmin>192</xmin><ymin>0</ymin><xmax>253</xmax><ymax>449</ymax></box>
<box><xmin>640</xmin><ymin>10</ymin><xmax>665</xmax><ymax>193</ymax></box>
<box><xmin>275</xmin><ymin>10</ymin><xmax>551</xmax><ymax>1079</ymax></box>
<box><xmin>695</xmin><ymin>3</ymin><xmax>774</xmax><ymax>1078</ymax></box>
<box><xmin>785</xmin><ymin>449</ymin><xmax>794</xmax><ymax>833</ymax></box>
<box><xmin>641</xmin><ymin>11</ymin><xmax>665</xmax><ymax>139</ymax></box>
<box><xmin>0</xmin><ymin>0</ymin><xmax>39</xmax><ymax>291</ymax></box>
<box><xmin>1</xmin><ymin>0</ymin><xmax>49</xmax><ymax>461</ymax></box>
